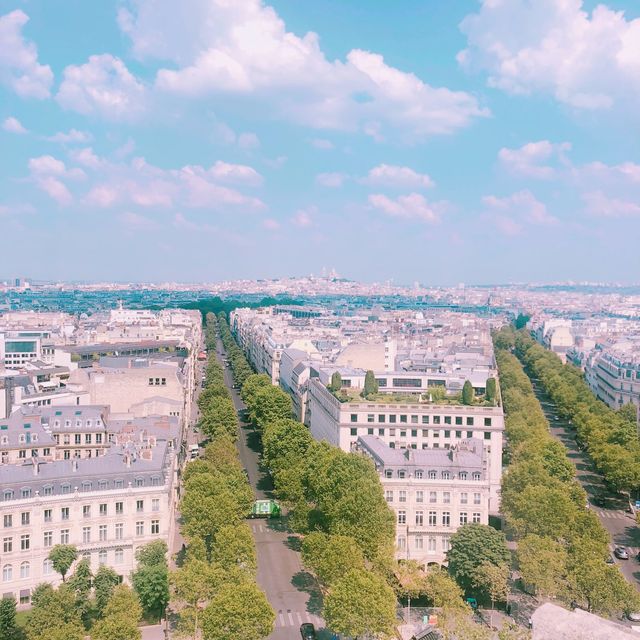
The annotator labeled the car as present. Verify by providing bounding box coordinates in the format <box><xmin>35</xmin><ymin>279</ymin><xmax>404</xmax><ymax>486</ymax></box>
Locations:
<box><xmin>614</xmin><ymin>546</ymin><xmax>629</xmax><ymax>560</ymax></box>
<box><xmin>300</xmin><ymin>623</ymin><xmax>317</xmax><ymax>639</ymax></box>
<box><xmin>627</xmin><ymin>612</ymin><xmax>640</xmax><ymax>622</ymax></box>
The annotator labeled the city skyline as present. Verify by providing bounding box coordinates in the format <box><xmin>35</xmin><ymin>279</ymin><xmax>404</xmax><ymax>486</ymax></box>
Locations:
<box><xmin>2</xmin><ymin>0</ymin><xmax>640</xmax><ymax>283</ymax></box>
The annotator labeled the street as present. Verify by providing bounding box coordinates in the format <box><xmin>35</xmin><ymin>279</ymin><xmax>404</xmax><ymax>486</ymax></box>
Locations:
<box><xmin>214</xmin><ymin>339</ymin><xmax>329</xmax><ymax>640</ymax></box>
<box><xmin>531</xmin><ymin>380</ymin><xmax>640</xmax><ymax>588</ymax></box>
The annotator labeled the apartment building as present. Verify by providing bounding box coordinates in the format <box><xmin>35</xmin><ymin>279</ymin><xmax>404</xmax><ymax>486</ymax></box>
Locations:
<box><xmin>308</xmin><ymin>379</ymin><xmax>503</xmax><ymax>511</ymax></box>
<box><xmin>357</xmin><ymin>436</ymin><xmax>490</xmax><ymax>565</ymax></box>
<box><xmin>586</xmin><ymin>341</ymin><xmax>640</xmax><ymax>409</ymax></box>
<box><xmin>0</xmin><ymin>439</ymin><xmax>174</xmax><ymax>603</ymax></box>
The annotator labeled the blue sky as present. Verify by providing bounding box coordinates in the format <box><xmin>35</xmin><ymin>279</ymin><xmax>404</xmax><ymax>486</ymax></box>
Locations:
<box><xmin>1</xmin><ymin>0</ymin><xmax>639</xmax><ymax>285</ymax></box>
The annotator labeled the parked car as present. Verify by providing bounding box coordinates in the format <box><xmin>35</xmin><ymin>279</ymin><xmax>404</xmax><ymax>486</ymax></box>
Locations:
<box><xmin>614</xmin><ymin>546</ymin><xmax>629</xmax><ymax>560</ymax></box>
<box><xmin>627</xmin><ymin>612</ymin><xmax>640</xmax><ymax>622</ymax></box>
<box><xmin>300</xmin><ymin>623</ymin><xmax>317</xmax><ymax>639</ymax></box>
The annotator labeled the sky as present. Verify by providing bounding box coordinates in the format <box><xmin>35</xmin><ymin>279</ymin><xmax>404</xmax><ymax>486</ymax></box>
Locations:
<box><xmin>1</xmin><ymin>0</ymin><xmax>639</xmax><ymax>285</ymax></box>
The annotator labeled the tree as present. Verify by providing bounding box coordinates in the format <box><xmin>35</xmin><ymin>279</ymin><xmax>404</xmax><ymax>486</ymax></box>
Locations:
<box><xmin>211</xmin><ymin>524</ymin><xmax>257</xmax><ymax>575</ymax></box>
<box><xmin>514</xmin><ymin>314</ymin><xmax>530</xmax><ymax>330</ymax></box>
<box><xmin>67</xmin><ymin>558</ymin><xmax>93</xmax><ymax>626</ymax></box>
<box><xmin>329</xmin><ymin>371</ymin><xmax>342</xmax><ymax>392</ymax></box>
<box><xmin>447</xmin><ymin>524</ymin><xmax>510</xmax><ymax>593</ymax></box>
<box><xmin>462</xmin><ymin>380</ymin><xmax>475</xmax><ymax>405</ymax></box>
<box><xmin>48</xmin><ymin>545</ymin><xmax>78</xmax><ymax>582</ymax></box>
<box><xmin>301</xmin><ymin>533</ymin><xmax>365</xmax><ymax>588</ymax></box>
<box><xmin>485</xmin><ymin>377</ymin><xmax>497</xmax><ymax>403</ymax></box>
<box><xmin>91</xmin><ymin>585</ymin><xmax>142</xmax><ymax>640</ymax></box>
<box><xmin>252</xmin><ymin>386</ymin><xmax>292</xmax><ymax>430</ymax></box>
<box><xmin>200</xmin><ymin>581</ymin><xmax>274</xmax><ymax>640</ymax></box>
<box><xmin>423</xmin><ymin>568</ymin><xmax>467</xmax><ymax>609</ymax></box>
<box><xmin>94</xmin><ymin>565</ymin><xmax>121</xmax><ymax>617</ymax></box>
<box><xmin>26</xmin><ymin>584</ymin><xmax>84</xmax><ymax>640</ymax></box>
<box><xmin>132</xmin><ymin>565</ymin><xmax>169</xmax><ymax>622</ymax></box>
<box><xmin>0</xmin><ymin>596</ymin><xmax>17</xmax><ymax>640</ymax></box>
<box><xmin>136</xmin><ymin>540</ymin><xmax>168</xmax><ymax>568</ymax></box>
<box><xmin>363</xmin><ymin>370</ymin><xmax>379</xmax><ymax>398</ymax></box>
<box><xmin>516</xmin><ymin>534</ymin><xmax>568</xmax><ymax>598</ymax></box>
<box><xmin>477</xmin><ymin>562</ymin><xmax>509</xmax><ymax>625</ymax></box>
<box><xmin>324</xmin><ymin>569</ymin><xmax>397</xmax><ymax>639</ymax></box>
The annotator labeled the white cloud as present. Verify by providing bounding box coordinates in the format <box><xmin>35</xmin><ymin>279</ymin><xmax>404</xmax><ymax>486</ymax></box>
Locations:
<box><xmin>368</xmin><ymin>193</ymin><xmax>443</xmax><ymax>223</ymax></box>
<box><xmin>291</xmin><ymin>207</ymin><xmax>315</xmax><ymax>228</ymax></box>
<box><xmin>483</xmin><ymin>189</ymin><xmax>557</xmax><ymax>235</ymax></box>
<box><xmin>238</xmin><ymin>132</ymin><xmax>260</xmax><ymax>149</ymax></box>
<box><xmin>28</xmin><ymin>155</ymin><xmax>85</xmax><ymax>180</ymax></box>
<box><xmin>583</xmin><ymin>191</ymin><xmax>640</xmax><ymax>217</ymax></box>
<box><xmin>2</xmin><ymin>116</ymin><xmax>27</xmax><ymax>134</ymax></box>
<box><xmin>316</xmin><ymin>172</ymin><xmax>347</xmax><ymax>188</ymax></box>
<box><xmin>46</xmin><ymin>129</ymin><xmax>92</xmax><ymax>144</ymax></box>
<box><xmin>262</xmin><ymin>218</ymin><xmax>280</xmax><ymax>230</ymax></box>
<box><xmin>56</xmin><ymin>54</ymin><xmax>146</xmax><ymax>120</ymax></box>
<box><xmin>86</xmin><ymin>185</ymin><xmax>119</xmax><ymax>208</ymax></box>
<box><xmin>498</xmin><ymin>141</ymin><xmax>571</xmax><ymax>179</ymax></box>
<box><xmin>119</xmin><ymin>211</ymin><xmax>159</xmax><ymax>230</ymax></box>
<box><xmin>311</xmin><ymin>138</ymin><xmax>334</xmax><ymax>150</ymax></box>
<box><xmin>0</xmin><ymin>10</ymin><xmax>53</xmax><ymax>99</ymax></box>
<box><xmin>69</xmin><ymin>147</ymin><xmax>102</xmax><ymax>169</ymax></box>
<box><xmin>209</xmin><ymin>160</ymin><xmax>263</xmax><ymax>186</ymax></box>
<box><xmin>36</xmin><ymin>176</ymin><xmax>73</xmax><ymax>206</ymax></box>
<box><xmin>119</xmin><ymin>0</ymin><xmax>487</xmax><ymax>140</ymax></box>
<box><xmin>363</xmin><ymin>164</ymin><xmax>434</xmax><ymax>189</ymax></box>
<box><xmin>459</xmin><ymin>0</ymin><xmax>640</xmax><ymax>111</ymax></box>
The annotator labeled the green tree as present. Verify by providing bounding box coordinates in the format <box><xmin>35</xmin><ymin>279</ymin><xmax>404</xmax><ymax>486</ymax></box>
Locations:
<box><xmin>514</xmin><ymin>314</ymin><xmax>530</xmax><ymax>330</ymax></box>
<box><xmin>301</xmin><ymin>532</ymin><xmax>365</xmax><ymax>588</ymax></box>
<box><xmin>363</xmin><ymin>370</ymin><xmax>379</xmax><ymax>398</ymax></box>
<box><xmin>136</xmin><ymin>540</ymin><xmax>168</xmax><ymax>568</ymax></box>
<box><xmin>447</xmin><ymin>524</ymin><xmax>510</xmax><ymax>593</ymax></box>
<box><xmin>423</xmin><ymin>568</ymin><xmax>467</xmax><ymax>609</ymax></box>
<box><xmin>0</xmin><ymin>596</ymin><xmax>18</xmax><ymax>640</ymax></box>
<box><xmin>67</xmin><ymin>558</ymin><xmax>93</xmax><ymax>626</ymax></box>
<box><xmin>329</xmin><ymin>371</ymin><xmax>342</xmax><ymax>392</ymax></box>
<box><xmin>476</xmin><ymin>562</ymin><xmax>509</xmax><ymax>623</ymax></box>
<box><xmin>462</xmin><ymin>380</ymin><xmax>475</xmax><ymax>405</ymax></box>
<box><xmin>485</xmin><ymin>377</ymin><xmax>497</xmax><ymax>403</ymax></box>
<box><xmin>324</xmin><ymin>569</ymin><xmax>397</xmax><ymax>640</ymax></box>
<box><xmin>252</xmin><ymin>386</ymin><xmax>292</xmax><ymax>430</ymax></box>
<box><xmin>516</xmin><ymin>534</ymin><xmax>568</xmax><ymax>598</ymax></box>
<box><xmin>94</xmin><ymin>565</ymin><xmax>121</xmax><ymax>617</ymax></box>
<box><xmin>91</xmin><ymin>585</ymin><xmax>142</xmax><ymax>640</ymax></box>
<box><xmin>26</xmin><ymin>584</ymin><xmax>84</xmax><ymax>640</ymax></box>
<box><xmin>211</xmin><ymin>524</ymin><xmax>257</xmax><ymax>575</ymax></box>
<box><xmin>132</xmin><ymin>564</ymin><xmax>169</xmax><ymax>622</ymax></box>
<box><xmin>200</xmin><ymin>581</ymin><xmax>274</xmax><ymax>640</ymax></box>
<box><xmin>48</xmin><ymin>544</ymin><xmax>78</xmax><ymax>582</ymax></box>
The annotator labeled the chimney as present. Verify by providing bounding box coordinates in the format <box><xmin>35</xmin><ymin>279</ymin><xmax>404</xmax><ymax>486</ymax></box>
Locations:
<box><xmin>72</xmin><ymin>459</ymin><xmax>78</xmax><ymax>472</ymax></box>
<box><xmin>32</xmin><ymin>460</ymin><xmax>39</xmax><ymax>476</ymax></box>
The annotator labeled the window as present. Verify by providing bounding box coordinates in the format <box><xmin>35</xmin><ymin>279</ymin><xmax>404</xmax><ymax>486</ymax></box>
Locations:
<box><xmin>3</xmin><ymin>564</ymin><xmax>12</xmax><ymax>582</ymax></box>
<box><xmin>43</xmin><ymin>485</ymin><xmax>53</xmax><ymax>496</ymax></box>
<box><xmin>398</xmin><ymin>511</ymin><xmax>406</xmax><ymax>525</ymax></box>
<box><xmin>472</xmin><ymin>472</ymin><xmax>481</xmax><ymax>481</ymax></box>
<box><xmin>61</xmin><ymin>507</ymin><xmax>69</xmax><ymax>521</ymax></box>
<box><xmin>44</xmin><ymin>509</ymin><xmax>52</xmax><ymax>523</ymax></box>
<box><xmin>385</xmin><ymin>490</ymin><xmax>393</xmax><ymax>503</ymax></box>
<box><xmin>85</xmin><ymin>434</ymin><xmax>92</xmax><ymax>444</ymax></box>
<box><xmin>61</xmin><ymin>483</ymin><xmax>71</xmax><ymax>494</ymax></box>
<box><xmin>21</xmin><ymin>488</ymin><xmax>30</xmax><ymax>498</ymax></box>
<box><xmin>20</xmin><ymin>561</ymin><xmax>30</xmax><ymax>579</ymax></box>
<box><xmin>429</xmin><ymin>491</ymin><xmax>437</xmax><ymax>503</ymax></box>
<box><xmin>136</xmin><ymin>521</ymin><xmax>144</xmax><ymax>536</ymax></box>
<box><xmin>443</xmin><ymin>492</ymin><xmax>451</xmax><ymax>504</ymax></box>
<box><xmin>115</xmin><ymin>502</ymin><xmax>123</xmax><ymax>515</ymax></box>
<box><xmin>99</xmin><ymin>525</ymin><xmax>108</xmax><ymax>542</ymax></box>
<box><xmin>3</xmin><ymin>538</ymin><xmax>12</xmax><ymax>553</ymax></box>
<box><xmin>378</xmin><ymin>428</ymin><xmax>385</xmax><ymax>436</ymax></box>
<box><xmin>484</xmin><ymin>431</ymin><xmax>492</xmax><ymax>440</ymax></box>
<box><xmin>399</xmin><ymin>490</ymin><xmax>407</xmax><ymax>503</ymax></box>
<box><xmin>415</xmin><ymin>535</ymin><xmax>424</xmax><ymax>549</ymax></box>
<box><xmin>389</xmin><ymin>415</ymin><xmax>397</xmax><ymax>423</ymax></box>
<box><xmin>398</xmin><ymin>470</ymin><xmax>406</xmax><ymax>479</ymax></box>
<box><xmin>60</xmin><ymin>529</ymin><xmax>69</xmax><ymax>544</ymax></box>
<box><xmin>473</xmin><ymin>493</ymin><xmax>481</xmax><ymax>505</ymax></box>
<box><xmin>442</xmin><ymin>471</ymin><xmax>450</xmax><ymax>480</ymax></box>
<box><xmin>460</xmin><ymin>512</ymin><xmax>468</xmax><ymax>525</ymax></box>
<box><xmin>96</xmin><ymin>434</ymin><xmax>102</xmax><ymax>444</ymax></box>
<box><xmin>20</xmin><ymin>534</ymin><xmax>29</xmax><ymax>551</ymax></box>
<box><xmin>350</xmin><ymin>414</ymin><xmax>357</xmax><ymax>423</ymax></box>
<box><xmin>415</xmin><ymin>490</ymin><xmax>424</xmax><ymax>503</ymax></box>
<box><xmin>393</xmin><ymin>378</ymin><xmax>422</xmax><ymax>388</ymax></box>
<box><xmin>115</xmin><ymin>479</ymin><xmax>123</xmax><ymax>489</ymax></box>
<box><xmin>136</xmin><ymin>500</ymin><xmax>144</xmax><ymax>513</ymax></box>
<box><xmin>44</xmin><ymin>531</ymin><xmax>53</xmax><ymax>547</ymax></box>
<box><xmin>466</xmin><ymin>417</ymin><xmax>474</xmax><ymax>426</ymax></box>
<box><xmin>43</xmin><ymin>559</ymin><xmax>53</xmax><ymax>575</ymax></box>
<box><xmin>455</xmin><ymin>430</ymin><xmax>462</xmax><ymax>438</ymax></box>
<box><xmin>367</xmin><ymin>428</ymin><xmax>374</xmax><ymax>435</ymax></box>
<box><xmin>398</xmin><ymin>536</ymin><xmax>406</xmax><ymax>551</ymax></box>
<box><xmin>3</xmin><ymin>515</ymin><xmax>11</xmax><ymax>528</ymax></box>
<box><xmin>400</xmin><ymin>430</ymin><xmax>406</xmax><ymax>438</ymax></box>
<box><xmin>21</xmin><ymin>512</ymin><xmax>30</xmax><ymax>526</ymax></box>
<box><xmin>433</xmin><ymin>416</ymin><xmax>441</xmax><ymax>425</ymax></box>
<box><xmin>385</xmin><ymin>469</ymin><xmax>393</xmax><ymax>479</ymax></box>
<box><xmin>442</xmin><ymin>512</ymin><xmax>451</xmax><ymax>527</ymax></box>
<box><xmin>455</xmin><ymin>416</ymin><xmax>463</xmax><ymax>426</ymax></box>
<box><xmin>152</xmin><ymin>499</ymin><xmax>160</xmax><ymax>512</ymax></box>
<box><xmin>428</xmin><ymin>511</ymin><xmax>437</xmax><ymax>526</ymax></box>
<box><xmin>135</xmin><ymin>478</ymin><xmax>144</xmax><ymax>488</ymax></box>
<box><xmin>460</xmin><ymin>492</ymin><xmax>468</xmax><ymax>504</ymax></box>
<box><xmin>484</xmin><ymin>418</ymin><xmax>492</xmax><ymax>427</ymax></box>
<box><xmin>415</xmin><ymin>511</ymin><xmax>423</xmax><ymax>526</ymax></box>
<box><xmin>151</xmin><ymin>520</ymin><xmax>160</xmax><ymax>534</ymax></box>
<box><xmin>411</xmin><ymin>415</ymin><xmax>419</xmax><ymax>424</ymax></box>
<box><xmin>472</xmin><ymin>512</ymin><xmax>482</xmax><ymax>523</ymax></box>
<box><xmin>115</xmin><ymin>523</ymin><xmax>124</xmax><ymax>540</ymax></box>
<box><xmin>442</xmin><ymin>536</ymin><xmax>451</xmax><ymax>552</ymax></box>
<box><xmin>411</xmin><ymin>429</ymin><xmax>418</xmax><ymax>437</ymax></box>
<box><xmin>467</xmin><ymin>430</ymin><xmax>473</xmax><ymax>438</ymax></box>
<box><xmin>428</xmin><ymin>537</ymin><xmax>437</xmax><ymax>551</ymax></box>
<box><xmin>367</xmin><ymin>414</ymin><xmax>374</xmax><ymax>423</ymax></box>
<box><xmin>350</xmin><ymin>427</ymin><xmax>357</xmax><ymax>436</ymax></box>
<box><xmin>415</xmin><ymin>470</ymin><xmax>423</xmax><ymax>480</ymax></box>
<box><xmin>378</xmin><ymin>414</ymin><xmax>386</xmax><ymax>423</ymax></box>
<box><xmin>422</xmin><ymin>415</ymin><xmax>430</xmax><ymax>424</ymax></box>
<box><xmin>98</xmin><ymin>550</ymin><xmax>107</xmax><ymax>565</ymax></box>
<box><xmin>83</xmin><ymin>505</ymin><xmax>91</xmax><ymax>518</ymax></box>
<box><xmin>428</xmin><ymin>470</ymin><xmax>436</xmax><ymax>480</ymax></box>
<box><xmin>99</xmin><ymin>503</ymin><xmax>107</xmax><ymax>516</ymax></box>
<box><xmin>400</xmin><ymin>415</ymin><xmax>408</xmax><ymax>423</ymax></box>
<box><xmin>444</xmin><ymin>429</ymin><xmax>451</xmax><ymax>438</ymax></box>
<box><xmin>459</xmin><ymin>472</ymin><xmax>468</xmax><ymax>480</ymax></box>
<box><xmin>115</xmin><ymin>548</ymin><xmax>124</xmax><ymax>564</ymax></box>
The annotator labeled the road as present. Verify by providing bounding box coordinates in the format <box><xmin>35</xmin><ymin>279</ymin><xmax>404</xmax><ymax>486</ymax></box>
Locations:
<box><xmin>530</xmin><ymin>380</ymin><xmax>640</xmax><ymax>588</ymax></box>
<box><xmin>214</xmin><ymin>339</ymin><xmax>328</xmax><ymax>640</ymax></box>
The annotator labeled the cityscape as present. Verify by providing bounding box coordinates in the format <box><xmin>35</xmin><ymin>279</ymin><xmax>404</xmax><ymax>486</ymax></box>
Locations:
<box><xmin>2</xmin><ymin>2</ymin><xmax>640</xmax><ymax>640</ymax></box>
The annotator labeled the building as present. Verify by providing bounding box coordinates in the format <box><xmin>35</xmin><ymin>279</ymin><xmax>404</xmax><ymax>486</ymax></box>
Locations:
<box><xmin>0</xmin><ymin>437</ymin><xmax>175</xmax><ymax>604</ymax></box>
<box><xmin>356</xmin><ymin>436</ymin><xmax>490</xmax><ymax>565</ymax></box>
<box><xmin>307</xmin><ymin>379</ymin><xmax>503</xmax><ymax>511</ymax></box>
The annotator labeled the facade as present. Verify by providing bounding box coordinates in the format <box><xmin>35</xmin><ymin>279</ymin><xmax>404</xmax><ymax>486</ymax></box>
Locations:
<box><xmin>308</xmin><ymin>379</ymin><xmax>503</xmax><ymax>511</ymax></box>
<box><xmin>586</xmin><ymin>344</ymin><xmax>640</xmax><ymax>410</ymax></box>
<box><xmin>0</xmin><ymin>440</ymin><xmax>174</xmax><ymax>603</ymax></box>
<box><xmin>356</xmin><ymin>435</ymin><xmax>490</xmax><ymax>566</ymax></box>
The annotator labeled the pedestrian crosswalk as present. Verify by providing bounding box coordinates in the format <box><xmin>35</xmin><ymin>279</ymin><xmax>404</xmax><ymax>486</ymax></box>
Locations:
<box><xmin>275</xmin><ymin>610</ymin><xmax>324</xmax><ymax>629</ymax></box>
<box><xmin>250</xmin><ymin>522</ymin><xmax>267</xmax><ymax>533</ymax></box>
<box><xmin>597</xmin><ymin>510</ymin><xmax>631</xmax><ymax>520</ymax></box>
